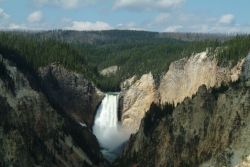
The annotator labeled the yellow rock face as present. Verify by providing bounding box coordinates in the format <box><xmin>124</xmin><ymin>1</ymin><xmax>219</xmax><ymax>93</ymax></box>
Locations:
<box><xmin>121</xmin><ymin>73</ymin><xmax>158</xmax><ymax>133</ymax></box>
<box><xmin>120</xmin><ymin>51</ymin><xmax>245</xmax><ymax>134</ymax></box>
<box><xmin>235</xmin><ymin>155</ymin><xmax>250</xmax><ymax>167</ymax></box>
<box><xmin>159</xmin><ymin>51</ymin><xmax>244</xmax><ymax>105</ymax></box>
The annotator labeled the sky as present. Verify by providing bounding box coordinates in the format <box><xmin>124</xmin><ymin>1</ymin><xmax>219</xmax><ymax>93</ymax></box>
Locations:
<box><xmin>0</xmin><ymin>0</ymin><xmax>250</xmax><ymax>33</ymax></box>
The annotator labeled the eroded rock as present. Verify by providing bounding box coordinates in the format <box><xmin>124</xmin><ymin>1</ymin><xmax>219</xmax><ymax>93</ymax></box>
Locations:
<box><xmin>120</xmin><ymin>51</ymin><xmax>245</xmax><ymax>133</ymax></box>
<box><xmin>116</xmin><ymin>79</ymin><xmax>250</xmax><ymax>167</ymax></box>
<box><xmin>0</xmin><ymin>55</ymin><xmax>107</xmax><ymax>167</ymax></box>
<box><xmin>100</xmin><ymin>65</ymin><xmax>119</xmax><ymax>76</ymax></box>
<box><xmin>159</xmin><ymin>51</ymin><xmax>244</xmax><ymax>105</ymax></box>
<box><xmin>39</xmin><ymin>64</ymin><xmax>104</xmax><ymax>127</ymax></box>
<box><xmin>120</xmin><ymin>73</ymin><xmax>158</xmax><ymax>133</ymax></box>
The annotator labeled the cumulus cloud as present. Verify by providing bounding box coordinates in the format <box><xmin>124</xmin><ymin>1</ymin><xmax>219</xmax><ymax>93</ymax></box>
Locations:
<box><xmin>113</xmin><ymin>0</ymin><xmax>184</xmax><ymax>10</ymax></box>
<box><xmin>66</xmin><ymin>21</ymin><xmax>113</xmax><ymax>31</ymax></box>
<box><xmin>8</xmin><ymin>23</ymin><xmax>26</xmax><ymax>30</ymax></box>
<box><xmin>27</xmin><ymin>11</ymin><xmax>43</xmax><ymax>23</ymax></box>
<box><xmin>145</xmin><ymin>11</ymin><xmax>243</xmax><ymax>33</ymax></box>
<box><xmin>0</xmin><ymin>8</ymin><xmax>9</xmax><ymax>19</ymax></box>
<box><xmin>164</xmin><ymin>25</ymin><xmax>182</xmax><ymax>32</ymax></box>
<box><xmin>219</xmin><ymin>14</ymin><xmax>235</xmax><ymax>24</ymax></box>
<box><xmin>34</xmin><ymin>0</ymin><xmax>94</xmax><ymax>9</ymax></box>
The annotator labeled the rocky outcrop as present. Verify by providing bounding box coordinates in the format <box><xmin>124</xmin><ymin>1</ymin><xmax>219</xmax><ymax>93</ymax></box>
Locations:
<box><xmin>120</xmin><ymin>51</ymin><xmax>245</xmax><ymax>133</ymax></box>
<box><xmin>0</xmin><ymin>54</ymin><xmax>107</xmax><ymax>167</ymax></box>
<box><xmin>39</xmin><ymin>64</ymin><xmax>104</xmax><ymax>127</ymax></box>
<box><xmin>235</xmin><ymin>155</ymin><xmax>250</xmax><ymax>167</ymax></box>
<box><xmin>100</xmin><ymin>66</ymin><xmax>119</xmax><ymax>76</ymax></box>
<box><xmin>115</xmin><ymin>61</ymin><xmax>250</xmax><ymax>167</ymax></box>
<box><xmin>120</xmin><ymin>73</ymin><xmax>158</xmax><ymax>133</ymax></box>
<box><xmin>120</xmin><ymin>75</ymin><xmax>137</xmax><ymax>91</ymax></box>
<box><xmin>159</xmin><ymin>51</ymin><xmax>244</xmax><ymax>105</ymax></box>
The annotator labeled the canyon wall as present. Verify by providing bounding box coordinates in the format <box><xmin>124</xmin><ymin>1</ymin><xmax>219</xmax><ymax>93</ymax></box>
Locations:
<box><xmin>120</xmin><ymin>73</ymin><xmax>158</xmax><ymax>134</ymax></box>
<box><xmin>120</xmin><ymin>51</ymin><xmax>245</xmax><ymax>133</ymax></box>
<box><xmin>0</xmin><ymin>54</ymin><xmax>107</xmax><ymax>167</ymax></box>
<box><xmin>115</xmin><ymin>56</ymin><xmax>250</xmax><ymax>167</ymax></box>
<box><xmin>159</xmin><ymin>51</ymin><xmax>244</xmax><ymax>105</ymax></box>
<box><xmin>39</xmin><ymin>64</ymin><xmax>104</xmax><ymax>127</ymax></box>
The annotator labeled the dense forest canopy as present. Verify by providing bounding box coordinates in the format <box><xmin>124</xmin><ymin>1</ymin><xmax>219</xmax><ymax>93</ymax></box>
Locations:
<box><xmin>0</xmin><ymin>30</ymin><xmax>249</xmax><ymax>91</ymax></box>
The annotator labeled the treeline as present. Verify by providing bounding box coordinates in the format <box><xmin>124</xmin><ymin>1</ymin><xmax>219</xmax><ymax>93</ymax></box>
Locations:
<box><xmin>0</xmin><ymin>31</ymin><xmax>249</xmax><ymax>91</ymax></box>
<box><xmin>0</xmin><ymin>32</ymin><xmax>87</xmax><ymax>70</ymax></box>
<box><xmin>0</xmin><ymin>31</ymin><xmax>122</xmax><ymax>91</ymax></box>
<box><xmin>73</xmin><ymin>35</ymin><xmax>221</xmax><ymax>86</ymax></box>
<box><xmin>217</xmin><ymin>35</ymin><xmax>250</xmax><ymax>66</ymax></box>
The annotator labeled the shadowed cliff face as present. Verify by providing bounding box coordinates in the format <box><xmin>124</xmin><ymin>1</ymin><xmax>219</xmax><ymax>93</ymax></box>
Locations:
<box><xmin>114</xmin><ymin>57</ymin><xmax>250</xmax><ymax>167</ymax></box>
<box><xmin>242</xmin><ymin>54</ymin><xmax>250</xmax><ymax>86</ymax></box>
<box><xmin>39</xmin><ymin>65</ymin><xmax>104</xmax><ymax>127</ymax></box>
<box><xmin>120</xmin><ymin>51</ymin><xmax>245</xmax><ymax>134</ymax></box>
<box><xmin>0</xmin><ymin>54</ymin><xmax>107</xmax><ymax>167</ymax></box>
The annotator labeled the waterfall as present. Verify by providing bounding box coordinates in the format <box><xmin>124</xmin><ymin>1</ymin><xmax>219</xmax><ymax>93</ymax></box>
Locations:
<box><xmin>93</xmin><ymin>93</ymin><xmax>129</xmax><ymax>161</ymax></box>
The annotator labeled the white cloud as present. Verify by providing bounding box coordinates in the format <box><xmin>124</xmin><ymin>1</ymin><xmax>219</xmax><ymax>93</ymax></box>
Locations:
<box><xmin>8</xmin><ymin>23</ymin><xmax>26</xmax><ymax>30</ymax></box>
<box><xmin>149</xmin><ymin>11</ymin><xmax>246</xmax><ymax>33</ymax></box>
<box><xmin>144</xmin><ymin>11</ymin><xmax>243</xmax><ymax>33</ymax></box>
<box><xmin>27</xmin><ymin>11</ymin><xmax>43</xmax><ymax>23</ymax></box>
<box><xmin>219</xmin><ymin>14</ymin><xmax>235</xmax><ymax>24</ymax></box>
<box><xmin>0</xmin><ymin>8</ymin><xmax>9</xmax><ymax>19</ymax></box>
<box><xmin>116</xmin><ymin>22</ymin><xmax>144</xmax><ymax>30</ymax></box>
<box><xmin>154</xmin><ymin>13</ymin><xmax>170</xmax><ymax>24</ymax></box>
<box><xmin>164</xmin><ymin>25</ymin><xmax>182</xmax><ymax>32</ymax></box>
<box><xmin>34</xmin><ymin>0</ymin><xmax>94</xmax><ymax>9</ymax></box>
<box><xmin>66</xmin><ymin>21</ymin><xmax>113</xmax><ymax>31</ymax></box>
<box><xmin>113</xmin><ymin>0</ymin><xmax>184</xmax><ymax>10</ymax></box>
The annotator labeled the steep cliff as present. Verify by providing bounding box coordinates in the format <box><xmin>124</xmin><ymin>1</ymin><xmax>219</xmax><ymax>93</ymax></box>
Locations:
<box><xmin>120</xmin><ymin>73</ymin><xmax>158</xmax><ymax>133</ymax></box>
<box><xmin>159</xmin><ymin>51</ymin><xmax>244</xmax><ymax>105</ymax></box>
<box><xmin>120</xmin><ymin>51</ymin><xmax>245</xmax><ymax>133</ymax></box>
<box><xmin>39</xmin><ymin>64</ymin><xmax>104</xmax><ymax>127</ymax></box>
<box><xmin>114</xmin><ymin>57</ymin><xmax>250</xmax><ymax>167</ymax></box>
<box><xmin>0</xmin><ymin>54</ymin><xmax>107</xmax><ymax>167</ymax></box>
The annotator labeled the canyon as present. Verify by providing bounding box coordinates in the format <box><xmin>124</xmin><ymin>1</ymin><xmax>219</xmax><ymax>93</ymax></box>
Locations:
<box><xmin>0</xmin><ymin>46</ymin><xmax>249</xmax><ymax>167</ymax></box>
<box><xmin>115</xmin><ymin>53</ymin><xmax>250</xmax><ymax>167</ymax></box>
<box><xmin>0</xmin><ymin>54</ymin><xmax>107</xmax><ymax>167</ymax></box>
<box><xmin>119</xmin><ymin>51</ymin><xmax>245</xmax><ymax>134</ymax></box>
<box><xmin>2</xmin><ymin>0</ymin><xmax>250</xmax><ymax>165</ymax></box>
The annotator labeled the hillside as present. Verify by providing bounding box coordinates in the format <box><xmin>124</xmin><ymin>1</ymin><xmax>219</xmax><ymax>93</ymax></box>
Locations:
<box><xmin>0</xmin><ymin>51</ymin><xmax>107</xmax><ymax>167</ymax></box>
<box><xmin>1</xmin><ymin>31</ymin><xmax>249</xmax><ymax>91</ymax></box>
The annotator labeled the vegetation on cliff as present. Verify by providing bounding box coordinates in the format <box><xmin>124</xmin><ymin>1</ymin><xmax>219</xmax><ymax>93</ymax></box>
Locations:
<box><xmin>0</xmin><ymin>52</ymin><xmax>106</xmax><ymax>167</ymax></box>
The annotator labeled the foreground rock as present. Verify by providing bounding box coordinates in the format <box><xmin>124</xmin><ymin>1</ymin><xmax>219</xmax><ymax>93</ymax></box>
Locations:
<box><xmin>39</xmin><ymin>64</ymin><xmax>104</xmax><ymax>127</ymax></box>
<box><xmin>115</xmin><ymin>62</ymin><xmax>250</xmax><ymax>167</ymax></box>
<box><xmin>0</xmin><ymin>54</ymin><xmax>107</xmax><ymax>167</ymax></box>
<box><xmin>120</xmin><ymin>51</ymin><xmax>245</xmax><ymax>133</ymax></box>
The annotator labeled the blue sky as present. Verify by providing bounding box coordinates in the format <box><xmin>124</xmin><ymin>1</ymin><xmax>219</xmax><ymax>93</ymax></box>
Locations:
<box><xmin>0</xmin><ymin>0</ymin><xmax>249</xmax><ymax>33</ymax></box>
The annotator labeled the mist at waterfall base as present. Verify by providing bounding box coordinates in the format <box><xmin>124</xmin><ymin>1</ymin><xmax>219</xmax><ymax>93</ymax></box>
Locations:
<box><xmin>93</xmin><ymin>93</ymin><xmax>130</xmax><ymax>161</ymax></box>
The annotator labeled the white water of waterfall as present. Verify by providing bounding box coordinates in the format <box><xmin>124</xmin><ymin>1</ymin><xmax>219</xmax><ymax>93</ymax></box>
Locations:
<box><xmin>93</xmin><ymin>93</ymin><xmax>130</xmax><ymax>161</ymax></box>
